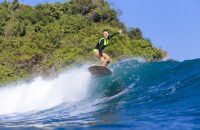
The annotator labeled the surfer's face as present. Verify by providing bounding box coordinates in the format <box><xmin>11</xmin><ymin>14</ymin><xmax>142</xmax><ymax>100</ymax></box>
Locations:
<box><xmin>103</xmin><ymin>31</ymin><xmax>109</xmax><ymax>39</ymax></box>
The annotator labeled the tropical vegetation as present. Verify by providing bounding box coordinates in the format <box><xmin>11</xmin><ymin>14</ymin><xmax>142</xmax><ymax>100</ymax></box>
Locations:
<box><xmin>0</xmin><ymin>0</ymin><xmax>167</xmax><ymax>84</ymax></box>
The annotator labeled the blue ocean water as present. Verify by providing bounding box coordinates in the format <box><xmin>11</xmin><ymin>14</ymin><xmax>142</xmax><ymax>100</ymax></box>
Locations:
<box><xmin>0</xmin><ymin>59</ymin><xmax>200</xmax><ymax>130</ymax></box>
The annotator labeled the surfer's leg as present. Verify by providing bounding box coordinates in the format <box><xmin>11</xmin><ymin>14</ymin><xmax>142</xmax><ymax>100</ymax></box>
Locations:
<box><xmin>93</xmin><ymin>49</ymin><xmax>101</xmax><ymax>59</ymax></box>
<box><xmin>102</xmin><ymin>53</ymin><xmax>110</xmax><ymax>67</ymax></box>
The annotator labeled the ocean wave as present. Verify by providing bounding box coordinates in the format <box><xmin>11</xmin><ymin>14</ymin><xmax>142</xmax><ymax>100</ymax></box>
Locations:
<box><xmin>0</xmin><ymin>59</ymin><xmax>200</xmax><ymax>129</ymax></box>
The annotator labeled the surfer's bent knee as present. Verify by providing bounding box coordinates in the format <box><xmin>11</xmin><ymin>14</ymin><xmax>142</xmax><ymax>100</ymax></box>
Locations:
<box><xmin>102</xmin><ymin>53</ymin><xmax>110</xmax><ymax>64</ymax></box>
<box><xmin>102</xmin><ymin>53</ymin><xmax>110</xmax><ymax>60</ymax></box>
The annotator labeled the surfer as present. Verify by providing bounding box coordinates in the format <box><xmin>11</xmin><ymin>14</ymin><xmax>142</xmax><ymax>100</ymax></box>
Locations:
<box><xmin>93</xmin><ymin>29</ymin><xmax>123</xmax><ymax>67</ymax></box>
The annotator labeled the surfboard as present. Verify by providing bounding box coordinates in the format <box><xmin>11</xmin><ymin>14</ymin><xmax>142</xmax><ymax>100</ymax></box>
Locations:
<box><xmin>88</xmin><ymin>65</ymin><xmax>112</xmax><ymax>76</ymax></box>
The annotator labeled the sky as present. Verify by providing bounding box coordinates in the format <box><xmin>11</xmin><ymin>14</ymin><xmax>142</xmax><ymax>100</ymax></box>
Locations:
<box><xmin>108</xmin><ymin>0</ymin><xmax>200</xmax><ymax>61</ymax></box>
<box><xmin>1</xmin><ymin>0</ymin><xmax>200</xmax><ymax>61</ymax></box>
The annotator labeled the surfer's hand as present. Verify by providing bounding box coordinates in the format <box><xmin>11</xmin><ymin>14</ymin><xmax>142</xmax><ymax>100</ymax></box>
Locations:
<box><xmin>119</xmin><ymin>29</ymin><xmax>123</xmax><ymax>34</ymax></box>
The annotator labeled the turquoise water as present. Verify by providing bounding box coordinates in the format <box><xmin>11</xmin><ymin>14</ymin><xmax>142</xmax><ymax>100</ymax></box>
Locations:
<box><xmin>0</xmin><ymin>59</ymin><xmax>200</xmax><ymax>130</ymax></box>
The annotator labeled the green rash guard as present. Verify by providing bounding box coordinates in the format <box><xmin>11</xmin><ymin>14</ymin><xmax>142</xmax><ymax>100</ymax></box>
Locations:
<box><xmin>95</xmin><ymin>32</ymin><xmax>120</xmax><ymax>56</ymax></box>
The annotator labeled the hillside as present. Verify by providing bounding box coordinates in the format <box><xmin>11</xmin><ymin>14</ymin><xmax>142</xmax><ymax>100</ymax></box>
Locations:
<box><xmin>0</xmin><ymin>0</ymin><xmax>167</xmax><ymax>84</ymax></box>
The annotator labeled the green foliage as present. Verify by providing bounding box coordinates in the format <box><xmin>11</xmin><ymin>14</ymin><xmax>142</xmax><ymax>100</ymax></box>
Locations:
<box><xmin>128</xmin><ymin>28</ymin><xmax>143</xmax><ymax>40</ymax></box>
<box><xmin>0</xmin><ymin>65</ymin><xmax>28</xmax><ymax>85</ymax></box>
<box><xmin>0</xmin><ymin>0</ymin><xmax>167</xmax><ymax>84</ymax></box>
<box><xmin>130</xmin><ymin>39</ymin><xmax>167</xmax><ymax>61</ymax></box>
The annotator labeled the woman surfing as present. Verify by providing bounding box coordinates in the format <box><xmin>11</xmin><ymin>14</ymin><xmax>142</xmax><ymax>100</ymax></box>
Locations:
<box><xmin>93</xmin><ymin>29</ymin><xmax>123</xmax><ymax>67</ymax></box>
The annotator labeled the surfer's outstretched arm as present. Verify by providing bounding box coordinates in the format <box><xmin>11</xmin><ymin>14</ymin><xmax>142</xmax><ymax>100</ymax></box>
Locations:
<box><xmin>108</xmin><ymin>32</ymin><xmax>119</xmax><ymax>40</ymax></box>
<box><xmin>108</xmin><ymin>29</ymin><xmax>123</xmax><ymax>40</ymax></box>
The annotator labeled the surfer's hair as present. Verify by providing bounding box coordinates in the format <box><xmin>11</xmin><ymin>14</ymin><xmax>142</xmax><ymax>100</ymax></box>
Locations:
<box><xmin>103</xmin><ymin>29</ymin><xmax>110</xmax><ymax>34</ymax></box>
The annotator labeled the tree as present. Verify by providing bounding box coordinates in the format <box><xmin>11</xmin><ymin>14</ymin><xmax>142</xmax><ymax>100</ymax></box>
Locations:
<box><xmin>128</xmin><ymin>27</ymin><xmax>143</xmax><ymax>40</ymax></box>
<box><xmin>0</xmin><ymin>0</ymin><xmax>167</xmax><ymax>84</ymax></box>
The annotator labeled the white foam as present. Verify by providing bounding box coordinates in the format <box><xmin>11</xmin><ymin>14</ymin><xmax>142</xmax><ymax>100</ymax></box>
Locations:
<box><xmin>0</xmin><ymin>67</ymin><xmax>91</xmax><ymax>115</ymax></box>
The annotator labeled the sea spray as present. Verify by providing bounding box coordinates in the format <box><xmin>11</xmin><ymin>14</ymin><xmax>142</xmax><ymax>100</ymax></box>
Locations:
<box><xmin>0</xmin><ymin>67</ymin><xmax>91</xmax><ymax>115</ymax></box>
